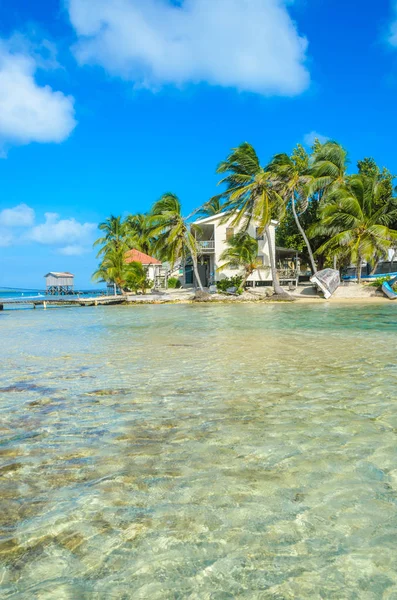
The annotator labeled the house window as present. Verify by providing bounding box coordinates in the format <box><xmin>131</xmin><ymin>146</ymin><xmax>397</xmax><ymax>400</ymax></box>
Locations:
<box><xmin>226</xmin><ymin>227</ymin><xmax>234</xmax><ymax>241</ymax></box>
<box><xmin>256</xmin><ymin>227</ymin><xmax>264</xmax><ymax>241</ymax></box>
<box><xmin>256</xmin><ymin>255</ymin><xmax>264</xmax><ymax>267</ymax></box>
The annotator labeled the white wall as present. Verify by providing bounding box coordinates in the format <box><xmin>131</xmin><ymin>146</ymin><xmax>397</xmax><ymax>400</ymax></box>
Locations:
<box><xmin>211</xmin><ymin>215</ymin><xmax>274</xmax><ymax>282</ymax></box>
<box><xmin>146</xmin><ymin>265</ymin><xmax>158</xmax><ymax>281</ymax></box>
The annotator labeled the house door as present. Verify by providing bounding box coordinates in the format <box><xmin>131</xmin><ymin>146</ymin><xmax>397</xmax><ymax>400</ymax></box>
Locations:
<box><xmin>185</xmin><ymin>265</ymin><xmax>194</xmax><ymax>285</ymax></box>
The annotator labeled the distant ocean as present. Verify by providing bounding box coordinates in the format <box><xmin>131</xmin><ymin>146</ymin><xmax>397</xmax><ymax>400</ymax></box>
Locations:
<box><xmin>0</xmin><ymin>289</ymin><xmax>105</xmax><ymax>300</ymax></box>
<box><xmin>0</xmin><ymin>290</ymin><xmax>45</xmax><ymax>300</ymax></box>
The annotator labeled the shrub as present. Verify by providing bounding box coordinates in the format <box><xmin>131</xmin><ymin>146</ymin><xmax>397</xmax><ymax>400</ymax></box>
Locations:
<box><xmin>216</xmin><ymin>276</ymin><xmax>243</xmax><ymax>293</ymax></box>
<box><xmin>168</xmin><ymin>277</ymin><xmax>182</xmax><ymax>289</ymax></box>
<box><xmin>369</xmin><ymin>275</ymin><xmax>397</xmax><ymax>291</ymax></box>
<box><xmin>370</xmin><ymin>276</ymin><xmax>391</xmax><ymax>288</ymax></box>
<box><xmin>124</xmin><ymin>262</ymin><xmax>152</xmax><ymax>294</ymax></box>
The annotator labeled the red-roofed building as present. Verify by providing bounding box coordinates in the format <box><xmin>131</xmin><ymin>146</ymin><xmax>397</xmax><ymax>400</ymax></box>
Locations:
<box><xmin>124</xmin><ymin>249</ymin><xmax>164</xmax><ymax>287</ymax></box>
<box><xmin>125</xmin><ymin>249</ymin><xmax>161</xmax><ymax>266</ymax></box>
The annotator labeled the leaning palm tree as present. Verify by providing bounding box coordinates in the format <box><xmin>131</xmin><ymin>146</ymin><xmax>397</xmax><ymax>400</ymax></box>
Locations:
<box><xmin>92</xmin><ymin>246</ymin><xmax>127</xmax><ymax>294</ymax></box>
<box><xmin>124</xmin><ymin>213</ymin><xmax>155</xmax><ymax>255</ymax></box>
<box><xmin>309</xmin><ymin>141</ymin><xmax>349</xmax><ymax>197</ymax></box>
<box><xmin>267</xmin><ymin>148</ymin><xmax>317</xmax><ymax>274</ymax></box>
<box><xmin>94</xmin><ymin>215</ymin><xmax>131</xmax><ymax>258</ymax></box>
<box><xmin>196</xmin><ymin>197</ymin><xmax>224</xmax><ymax>219</ymax></box>
<box><xmin>148</xmin><ymin>193</ymin><xmax>204</xmax><ymax>291</ymax></box>
<box><xmin>219</xmin><ymin>231</ymin><xmax>263</xmax><ymax>292</ymax></box>
<box><xmin>213</xmin><ymin>142</ymin><xmax>287</xmax><ymax>295</ymax></box>
<box><xmin>310</xmin><ymin>174</ymin><xmax>397</xmax><ymax>283</ymax></box>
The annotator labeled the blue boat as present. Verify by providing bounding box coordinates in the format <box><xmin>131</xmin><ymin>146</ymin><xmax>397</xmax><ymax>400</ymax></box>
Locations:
<box><xmin>382</xmin><ymin>277</ymin><xmax>397</xmax><ymax>300</ymax></box>
<box><xmin>342</xmin><ymin>258</ymin><xmax>397</xmax><ymax>281</ymax></box>
<box><xmin>343</xmin><ymin>270</ymin><xmax>397</xmax><ymax>281</ymax></box>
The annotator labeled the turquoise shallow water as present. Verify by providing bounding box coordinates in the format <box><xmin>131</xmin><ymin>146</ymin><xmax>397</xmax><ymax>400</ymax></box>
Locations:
<box><xmin>1</xmin><ymin>303</ymin><xmax>397</xmax><ymax>599</ymax></box>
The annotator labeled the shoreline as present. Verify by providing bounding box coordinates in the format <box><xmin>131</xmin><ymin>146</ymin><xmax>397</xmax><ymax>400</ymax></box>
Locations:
<box><xmin>2</xmin><ymin>288</ymin><xmax>395</xmax><ymax>310</ymax></box>
<box><xmin>124</xmin><ymin>294</ymin><xmax>394</xmax><ymax>306</ymax></box>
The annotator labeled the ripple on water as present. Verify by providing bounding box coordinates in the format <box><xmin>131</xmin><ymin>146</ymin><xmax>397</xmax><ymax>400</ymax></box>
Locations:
<box><xmin>1</xmin><ymin>303</ymin><xmax>397</xmax><ymax>598</ymax></box>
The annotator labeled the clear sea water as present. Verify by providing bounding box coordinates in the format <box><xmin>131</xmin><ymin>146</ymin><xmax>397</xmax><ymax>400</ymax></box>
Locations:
<box><xmin>0</xmin><ymin>291</ymin><xmax>46</xmax><ymax>300</ymax></box>
<box><xmin>1</xmin><ymin>303</ymin><xmax>397</xmax><ymax>599</ymax></box>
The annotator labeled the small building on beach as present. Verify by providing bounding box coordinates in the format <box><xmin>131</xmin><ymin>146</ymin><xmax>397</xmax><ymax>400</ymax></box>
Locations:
<box><xmin>124</xmin><ymin>249</ymin><xmax>165</xmax><ymax>288</ymax></box>
<box><xmin>44</xmin><ymin>272</ymin><xmax>74</xmax><ymax>295</ymax></box>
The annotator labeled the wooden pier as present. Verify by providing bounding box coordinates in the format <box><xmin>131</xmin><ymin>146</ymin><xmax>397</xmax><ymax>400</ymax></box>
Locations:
<box><xmin>0</xmin><ymin>296</ymin><xmax>126</xmax><ymax>310</ymax></box>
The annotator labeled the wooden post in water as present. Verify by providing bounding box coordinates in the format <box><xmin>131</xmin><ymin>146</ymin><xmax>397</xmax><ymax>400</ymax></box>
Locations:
<box><xmin>43</xmin><ymin>301</ymin><xmax>47</xmax><ymax>310</ymax></box>
<box><xmin>0</xmin><ymin>304</ymin><xmax>3</xmax><ymax>311</ymax></box>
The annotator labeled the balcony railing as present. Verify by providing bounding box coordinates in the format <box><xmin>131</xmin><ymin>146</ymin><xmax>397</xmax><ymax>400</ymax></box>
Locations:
<box><xmin>197</xmin><ymin>240</ymin><xmax>215</xmax><ymax>253</ymax></box>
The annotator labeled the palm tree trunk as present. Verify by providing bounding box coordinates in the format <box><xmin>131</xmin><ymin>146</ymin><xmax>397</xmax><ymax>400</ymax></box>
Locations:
<box><xmin>370</xmin><ymin>259</ymin><xmax>379</xmax><ymax>276</ymax></box>
<box><xmin>240</xmin><ymin>268</ymin><xmax>252</xmax><ymax>292</ymax></box>
<box><xmin>191</xmin><ymin>254</ymin><xmax>204</xmax><ymax>291</ymax></box>
<box><xmin>356</xmin><ymin>257</ymin><xmax>362</xmax><ymax>284</ymax></box>
<box><xmin>291</xmin><ymin>195</ymin><xmax>317</xmax><ymax>274</ymax></box>
<box><xmin>265</xmin><ymin>225</ymin><xmax>287</xmax><ymax>296</ymax></box>
<box><xmin>389</xmin><ymin>249</ymin><xmax>396</xmax><ymax>273</ymax></box>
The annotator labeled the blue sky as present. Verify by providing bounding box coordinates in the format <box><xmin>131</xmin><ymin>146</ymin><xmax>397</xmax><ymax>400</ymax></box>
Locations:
<box><xmin>1</xmin><ymin>0</ymin><xmax>397</xmax><ymax>289</ymax></box>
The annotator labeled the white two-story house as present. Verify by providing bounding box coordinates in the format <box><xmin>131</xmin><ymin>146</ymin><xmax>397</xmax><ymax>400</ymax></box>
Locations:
<box><xmin>181</xmin><ymin>213</ymin><xmax>278</xmax><ymax>287</ymax></box>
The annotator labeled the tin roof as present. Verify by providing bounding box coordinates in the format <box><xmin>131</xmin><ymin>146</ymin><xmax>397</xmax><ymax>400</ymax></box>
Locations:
<box><xmin>44</xmin><ymin>272</ymin><xmax>74</xmax><ymax>277</ymax></box>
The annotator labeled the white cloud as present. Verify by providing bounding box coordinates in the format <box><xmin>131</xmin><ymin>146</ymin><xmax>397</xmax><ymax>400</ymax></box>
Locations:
<box><xmin>0</xmin><ymin>37</ymin><xmax>77</xmax><ymax>147</ymax></box>
<box><xmin>28</xmin><ymin>212</ymin><xmax>96</xmax><ymax>246</ymax></box>
<box><xmin>303</xmin><ymin>131</ymin><xmax>329</xmax><ymax>147</ymax></box>
<box><xmin>58</xmin><ymin>244</ymin><xmax>90</xmax><ymax>256</ymax></box>
<box><xmin>0</xmin><ymin>204</ymin><xmax>97</xmax><ymax>255</ymax></box>
<box><xmin>68</xmin><ymin>0</ymin><xmax>310</xmax><ymax>96</ymax></box>
<box><xmin>0</xmin><ymin>203</ymin><xmax>35</xmax><ymax>227</ymax></box>
<box><xmin>0</xmin><ymin>229</ymin><xmax>13</xmax><ymax>247</ymax></box>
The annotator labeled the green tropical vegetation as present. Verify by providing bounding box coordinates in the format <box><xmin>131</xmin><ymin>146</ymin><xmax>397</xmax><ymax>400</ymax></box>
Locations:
<box><xmin>124</xmin><ymin>213</ymin><xmax>154</xmax><ymax>255</ymax></box>
<box><xmin>195</xmin><ymin>197</ymin><xmax>224</xmax><ymax>220</ymax></box>
<box><xmin>369</xmin><ymin>275</ymin><xmax>397</xmax><ymax>290</ymax></box>
<box><xmin>219</xmin><ymin>231</ymin><xmax>263</xmax><ymax>292</ymax></box>
<box><xmin>124</xmin><ymin>261</ymin><xmax>152</xmax><ymax>294</ymax></box>
<box><xmin>216</xmin><ymin>275</ymin><xmax>243</xmax><ymax>294</ymax></box>
<box><xmin>93</xmin><ymin>138</ymin><xmax>397</xmax><ymax>293</ymax></box>
<box><xmin>147</xmin><ymin>193</ymin><xmax>204</xmax><ymax>291</ymax></box>
<box><xmin>309</xmin><ymin>174</ymin><xmax>397</xmax><ymax>282</ymax></box>
<box><xmin>92</xmin><ymin>246</ymin><xmax>126</xmax><ymax>293</ymax></box>
<box><xmin>92</xmin><ymin>250</ymin><xmax>152</xmax><ymax>294</ymax></box>
<box><xmin>267</xmin><ymin>145</ymin><xmax>317</xmax><ymax>274</ymax></box>
<box><xmin>167</xmin><ymin>277</ymin><xmax>182</xmax><ymax>289</ymax></box>
<box><xmin>212</xmin><ymin>142</ymin><xmax>287</xmax><ymax>295</ymax></box>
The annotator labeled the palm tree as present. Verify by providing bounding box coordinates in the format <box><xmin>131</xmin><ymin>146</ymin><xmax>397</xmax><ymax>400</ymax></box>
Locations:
<box><xmin>310</xmin><ymin>174</ymin><xmax>397</xmax><ymax>283</ymax></box>
<box><xmin>219</xmin><ymin>231</ymin><xmax>263</xmax><ymax>291</ymax></box>
<box><xmin>310</xmin><ymin>141</ymin><xmax>349</xmax><ymax>196</ymax></box>
<box><xmin>148</xmin><ymin>193</ymin><xmax>204</xmax><ymax>291</ymax></box>
<box><xmin>213</xmin><ymin>142</ymin><xmax>287</xmax><ymax>295</ymax></box>
<box><xmin>196</xmin><ymin>197</ymin><xmax>224</xmax><ymax>219</ymax></box>
<box><xmin>267</xmin><ymin>147</ymin><xmax>317</xmax><ymax>274</ymax></box>
<box><xmin>92</xmin><ymin>246</ymin><xmax>126</xmax><ymax>294</ymax></box>
<box><xmin>124</xmin><ymin>261</ymin><xmax>150</xmax><ymax>294</ymax></box>
<box><xmin>124</xmin><ymin>213</ymin><xmax>155</xmax><ymax>255</ymax></box>
<box><xmin>94</xmin><ymin>215</ymin><xmax>130</xmax><ymax>258</ymax></box>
